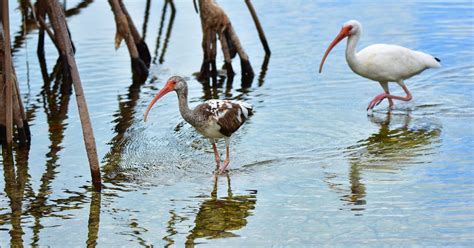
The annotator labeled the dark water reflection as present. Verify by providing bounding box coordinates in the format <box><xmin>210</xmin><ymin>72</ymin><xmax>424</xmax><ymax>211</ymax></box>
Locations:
<box><xmin>102</xmin><ymin>79</ymin><xmax>143</xmax><ymax>179</ymax></box>
<box><xmin>184</xmin><ymin>175</ymin><xmax>256</xmax><ymax>246</ymax></box>
<box><xmin>0</xmin><ymin>0</ymin><xmax>473</xmax><ymax>246</ymax></box>
<box><xmin>86</xmin><ymin>191</ymin><xmax>100</xmax><ymax>247</ymax></box>
<box><xmin>1</xmin><ymin>145</ymin><xmax>93</xmax><ymax>247</ymax></box>
<box><xmin>2</xmin><ymin>147</ymin><xmax>29</xmax><ymax>246</ymax></box>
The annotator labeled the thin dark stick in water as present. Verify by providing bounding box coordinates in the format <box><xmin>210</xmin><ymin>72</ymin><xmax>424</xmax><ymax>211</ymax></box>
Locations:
<box><xmin>142</xmin><ymin>0</ymin><xmax>151</xmax><ymax>40</ymax></box>
<box><xmin>159</xmin><ymin>0</ymin><xmax>176</xmax><ymax>64</ymax></box>
<box><xmin>244</xmin><ymin>0</ymin><xmax>271</xmax><ymax>55</ymax></box>
<box><xmin>2</xmin><ymin>0</ymin><xmax>13</xmax><ymax>145</ymax></box>
<box><xmin>153</xmin><ymin>0</ymin><xmax>168</xmax><ymax>64</ymax></box>
<box><xmin>46</xmin><ymin>0</ymin><xmax>101</xmax><ymax>191</ymax></box>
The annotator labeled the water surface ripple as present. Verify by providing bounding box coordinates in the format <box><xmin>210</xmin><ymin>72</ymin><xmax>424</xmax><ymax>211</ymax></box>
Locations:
<box><xmin>0</xmin><ymin>0</ymin><xmax>473</xmax><ymax>246</ymax></box>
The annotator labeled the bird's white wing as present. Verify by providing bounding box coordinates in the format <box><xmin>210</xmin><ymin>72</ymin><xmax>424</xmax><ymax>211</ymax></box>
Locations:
<box><xmin>356</xmin><ymin>44</ymin><xmax>440</xmax><ymax>81</ymax></box>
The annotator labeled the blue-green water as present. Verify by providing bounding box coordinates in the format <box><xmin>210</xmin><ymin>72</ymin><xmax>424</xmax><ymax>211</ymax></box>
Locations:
<box><xmin>1</xmin><ymin>0</ymin><xmax>473</xmax><ymax>246</ymax></box>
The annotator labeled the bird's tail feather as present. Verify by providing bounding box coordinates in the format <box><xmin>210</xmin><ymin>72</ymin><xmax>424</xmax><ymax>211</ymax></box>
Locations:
<box><xmin>415</xmin><ymin>51</ymin><xmax>441</xmax><ymax>68</ymax></box>
<box><xmin>430</xmin><ymin>56</ymin><xmax>442</xmax><ymax>68</ymax></box>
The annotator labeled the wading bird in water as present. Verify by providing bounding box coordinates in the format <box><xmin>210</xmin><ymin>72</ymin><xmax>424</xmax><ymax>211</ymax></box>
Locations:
<box><xmin>319</xmin><ymin>20</ymin><xmax>441</xmax><ymax>110</ymax></box>
<box><xmin>144</xmin><ymin>76</ymin><xmax>252</xmax><ymax>173</ymax></box>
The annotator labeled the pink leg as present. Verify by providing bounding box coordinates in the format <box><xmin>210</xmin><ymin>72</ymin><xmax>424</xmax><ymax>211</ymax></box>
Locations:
<box><xmin>212</xmin><ymin>143</ymin><xmax>221</xmax><ymax>169</ymax></box>
<box><xmin>367</xmin><ymin>85</ymin><xmax>412</xmax><ymax>110</ymax></box>
<box><xmin>219</xmin><ymin>141</ymin><xmax>230</xmax><ymax>173</ymax></box>
<box><xmin>367</xmin><ymin>92</ymin><xmax>394</xmax><ymax>110</ymax></box>
<box><xmin>367</xmin><ymin>92</ymin><xmax>386</xmax><ymax>110</ymax></box>
<box><xmin>385</xmin><ymin>90</ymin><xmax>394</xmax><ymax>108</ymax></box>
<box><xmin>387</xmin><ymin>98</ymin><xmax>394</xmax><ymax>107</ymax></box>
<box><xmin>382</xmin><ymin>82</ymin><xmax>394</xmax><ymax>108</ymax></box>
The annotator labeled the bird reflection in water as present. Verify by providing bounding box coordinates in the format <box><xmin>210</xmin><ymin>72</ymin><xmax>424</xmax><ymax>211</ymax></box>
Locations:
<box><xmin>184</xmin><ymin>175</ymin><xmax>257</xmax><ymax>246</ymax></box>
<box><xmin>341</xmin><ymin>111</ymin><xmax>441</xmax><ymax>214</ymax></box>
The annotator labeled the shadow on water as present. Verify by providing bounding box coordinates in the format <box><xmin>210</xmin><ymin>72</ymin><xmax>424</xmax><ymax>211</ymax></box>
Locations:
<box><xmin>161</xmin><ymin>175</ymin><xmax>257</xmax><ymax>247</ymax></box>
<box><xmin>340</xmin><ymin>111</ymin><xmax>441</xmax><ymax>214</ymax></box>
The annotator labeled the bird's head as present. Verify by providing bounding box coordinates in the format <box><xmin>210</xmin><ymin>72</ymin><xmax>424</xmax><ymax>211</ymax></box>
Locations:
<box><xmin>343</xmin><ymin>20</ymin><xmax>362</xmax><ymax>36</ymax></box>
<box><xmin>167</xmin><ymin>75</ymin><xmax>188</xmax><ymax>93</ymax></box>
<box><xmin>319</xmin><ymin>20</ymin><xmax>362</xmax><ymax>73</ymax></box>
<box><xmin>143</xmin><ymin>76</ymin><xmax>187</xmax><ymax>122</ymax></box>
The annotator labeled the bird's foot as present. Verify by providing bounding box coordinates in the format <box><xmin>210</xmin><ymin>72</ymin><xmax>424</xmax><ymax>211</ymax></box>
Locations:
<box><xmin>367</xmin><ymin>93</ymin><xmax>388</xmax><ymax>110</ymax></box>
<box><xmin>218</xmin><ymin>159</ymin><xmax>230</xmax><ymax>174</ymax></box>
<box><xmin>217</xmin><ymin>167</ymin><xmax>228</xmax><ymax>174</ymax></box>
<box><xmin>214</xmin><ymin>167</ymin><xmax>228</xmax><ymax>175</ymax></box>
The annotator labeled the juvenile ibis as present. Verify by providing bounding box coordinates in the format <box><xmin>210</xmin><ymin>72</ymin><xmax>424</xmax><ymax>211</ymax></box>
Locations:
<box><xmin>144</xmin><ymin>76</ymin><xmax>252</xmax><ymax>173</ymax></box>
<box><xmin>319</xmin><ymin>20</ymin><xmax>441</xmax><ymax>110</ymax></box>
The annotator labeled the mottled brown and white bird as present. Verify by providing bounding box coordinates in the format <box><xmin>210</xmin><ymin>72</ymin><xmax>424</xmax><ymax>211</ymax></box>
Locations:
<box><xmin>319</xmin><ymin>20</ymin><xmax>441</xmax><ymax>110</ymax></box>
<box><xmin>144</xmin><ymin>76</ymin><xmax>252</xmax><ymax>173</ymax></box>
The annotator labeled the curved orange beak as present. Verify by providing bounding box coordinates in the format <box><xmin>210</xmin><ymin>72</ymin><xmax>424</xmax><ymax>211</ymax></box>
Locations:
<box><xmin>319</xmin><ymin>26</ymin><xmax>352</xmax><ymax>73</ymax></box>
<box><xmin>143</xmin><ymin>81</ymin><xmax>174</xmax><ymax>122</ymax></box>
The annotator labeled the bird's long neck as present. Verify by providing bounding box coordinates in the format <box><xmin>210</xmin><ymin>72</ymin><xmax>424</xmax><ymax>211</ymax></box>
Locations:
<box><xmin>176</xmin><ymin>88</ymin><xmax>194</xmax><ymax>125</ymax></box>
<box><xmin>345</xmin><ymin>32</ymin><xmax>362</xmax><ymax>73</ymax></box>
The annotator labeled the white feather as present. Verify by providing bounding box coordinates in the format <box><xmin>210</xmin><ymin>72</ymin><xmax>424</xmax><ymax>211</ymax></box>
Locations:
<box><xmin>354</xmin><ymin>44</ymin><xmax>440</xmax><ymax>82</ymax></box>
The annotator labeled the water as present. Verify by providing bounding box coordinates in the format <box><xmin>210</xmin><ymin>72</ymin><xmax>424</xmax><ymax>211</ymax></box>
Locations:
<box><xmin>1</xmin><ymin>0</ymin><xmax>473</xmax><ymax>246</ymax></box>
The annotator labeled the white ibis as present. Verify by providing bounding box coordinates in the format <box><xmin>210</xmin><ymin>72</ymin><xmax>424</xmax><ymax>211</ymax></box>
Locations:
<box><xmin>319</xmin><ymin>20</ymin><xmax>441</xmax><ymax>110</ymax></box>
<box><xmin>144</xmin><ymin>76</ymin><xmax>252</xmax><ymax>173</ymax></box>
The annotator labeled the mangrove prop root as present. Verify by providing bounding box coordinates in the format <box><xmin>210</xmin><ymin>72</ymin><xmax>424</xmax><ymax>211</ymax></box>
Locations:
<box><xmin>118</xmin><ymin>0</ymin><xmax>151</xmax><ymax>67</ymax></box>
<box><xmin>0</xmin><ymin>1</ymin><xmax>31</xmax><ymax>146</ymax></box>
<box><xmin>46</xmin><ymin>0</ymin><xmax>102</xmax><ymax>191</ymax></box>
<box><xmin>109</xmin><ymin>0</ymin><xmax>149</xmax><ymax>78</ymax></box>
<box><xmin>244</xmin><ymin>0</ymin><xmax>271</xmax><ymax>55</ymax></box>
<box><xmin>197</xmin><ymin>0</ymin><xmax>257</xmax><ymax>81</ymax></box>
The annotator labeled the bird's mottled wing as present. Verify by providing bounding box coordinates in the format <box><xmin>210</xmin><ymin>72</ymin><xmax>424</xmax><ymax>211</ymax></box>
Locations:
<box><xmin>202</xmin><ymin>99</ymin><xmax>252</xmax><ymax>137</ymax></box>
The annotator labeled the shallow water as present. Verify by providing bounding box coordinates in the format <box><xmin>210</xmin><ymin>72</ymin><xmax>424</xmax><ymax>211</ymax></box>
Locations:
<box><xmin>1</xmin><ymin>0</ymin><xmax>473</xmax><ymax>246</ymax></box>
